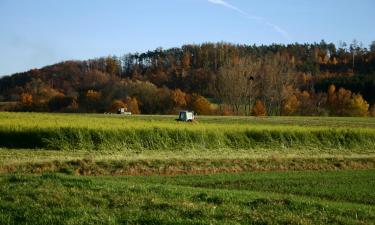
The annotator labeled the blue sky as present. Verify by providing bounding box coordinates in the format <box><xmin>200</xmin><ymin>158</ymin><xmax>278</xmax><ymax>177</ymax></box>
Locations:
<box><xmin>0</xmin><ymin>0</ymin><xmax>374</xmax><ymax>76</ymax></box>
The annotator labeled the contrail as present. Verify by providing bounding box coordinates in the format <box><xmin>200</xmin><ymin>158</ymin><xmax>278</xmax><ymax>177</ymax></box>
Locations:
<box><xmin>207</xmin><ymin>0</ymin><xmax>290</xmax><ymax>40</ymax></box>
<box><xmin>207</xmin><ymin>0</ymin><xmax>248</xmax><ymax>17</ymax></box>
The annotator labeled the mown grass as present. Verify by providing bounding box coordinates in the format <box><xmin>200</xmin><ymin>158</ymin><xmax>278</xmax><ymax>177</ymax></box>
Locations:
<box><xmin>2</xmin><ymin>152</ymin><xmax>375</xmax><ymax>175</ymax></box>
<box><xmin>1</xmin><ymin>112</ymin><xmax>375</xmax><ymax>151</ymax></box>
<box><xmin>1</xmin><ymin>170</ymin><xmax>375</xmax><ymax>225</ymax></box>
<box><xmin>140</xmin><ymin>170</ymin><xmax>375</xmax><ymax>205</ymax></box>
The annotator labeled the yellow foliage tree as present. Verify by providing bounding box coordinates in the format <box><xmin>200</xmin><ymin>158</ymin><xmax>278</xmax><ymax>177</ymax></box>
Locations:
<box><xmin>327</xmin><ymin>85</ymin><xmax>369</xmax><ymax>116</ymax></box>
<box><xmin>105</xmin><ymin>57</ymin><xmax>119</xmax><ymax>75</ymax></box>
<box><xmin>327</xmin><ymin>84</ymin><xmax>337</xmax><ymax>105</ymax></box>
<box><xmin>346</xmin><ymin>94</ymin><xmax>369</xmax><ymax>117</ymax></box>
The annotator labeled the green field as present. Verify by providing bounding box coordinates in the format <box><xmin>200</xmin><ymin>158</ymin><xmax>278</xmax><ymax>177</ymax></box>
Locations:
<box><xmin>1</xmin><ymin>171</ymin><xmax>375</xmax><ymax>224</ymax></box>
<box><xmin>1</xmin><ymin>112</ymin><xmax>375</xmax><ymax>224</ymax></box>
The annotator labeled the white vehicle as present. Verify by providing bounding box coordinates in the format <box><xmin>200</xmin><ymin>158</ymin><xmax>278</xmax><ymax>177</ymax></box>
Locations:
<box><xmin>177</xmin><ymin>111</ymin><xmax>195</xmax><ymax>122</ymax></box>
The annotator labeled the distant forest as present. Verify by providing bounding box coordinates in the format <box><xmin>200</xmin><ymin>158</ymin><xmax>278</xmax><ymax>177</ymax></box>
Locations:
<box><xmin>1</xmin><ymin>40</ymin><xmax>375</xmax><ymax>116</ymax></box>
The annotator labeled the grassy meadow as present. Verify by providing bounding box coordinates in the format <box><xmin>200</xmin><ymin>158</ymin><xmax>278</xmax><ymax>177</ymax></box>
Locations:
<box><xmin>1</xmin><ymin>112</ymin><xmax>375</xmax><ymax>224</ymax></box>
<box><xmin>1</xmin><ymin>171</ymin><xmax>375</xmax><ymax>224</ymax></box>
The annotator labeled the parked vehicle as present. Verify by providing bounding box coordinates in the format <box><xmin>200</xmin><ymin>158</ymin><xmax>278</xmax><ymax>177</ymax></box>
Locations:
<box><xmin>176</xmin><ymin>111</ymin><xmax>194</xmax><ymax>122</ymax></box>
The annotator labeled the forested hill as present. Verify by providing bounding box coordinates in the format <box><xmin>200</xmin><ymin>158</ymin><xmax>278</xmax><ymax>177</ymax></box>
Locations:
<box><xmin>1</xmin><ymin>41</ymin><xmax>375</xmax><ymax>116</ymax></box>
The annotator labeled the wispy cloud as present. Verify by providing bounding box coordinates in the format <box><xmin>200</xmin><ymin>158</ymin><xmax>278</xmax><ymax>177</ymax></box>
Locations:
<box><xmin>207</xmin><ymin>0</ymin><xmax>290</xmax><ymax>40</ymax></box>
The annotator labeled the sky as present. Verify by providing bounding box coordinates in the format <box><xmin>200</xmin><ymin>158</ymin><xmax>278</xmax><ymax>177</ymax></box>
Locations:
<box><xmin>0</xmin><ymin>0</ymin><xmax>374</xmax><ymax>76</ymax></box>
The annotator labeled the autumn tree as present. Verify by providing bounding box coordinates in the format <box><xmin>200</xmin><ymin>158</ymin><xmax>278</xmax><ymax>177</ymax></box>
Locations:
<box><xmin>126</xmin><ymin>81</ymin><xmax>158</xmax><ymax>114</ymax></box>
<box><xmin>251</xmin><ymin>100</ymin><xmax>267</xmax><ymax>116</ymax></box>
<box><xmin>20</xmin><ymin>93</ymin><xmax>33</xmax><ymax>106</ymax></box>
<box><xmin>155</xmin><ymin>88</ymin><xmax>174</xmax><ymax>113</ymax></box>
<box><xmin>21</xmin><ymin>78</ymin><xmax>60</xmax><ymax>106</ymax></box>
<box><xmin>346</xmin><ymin>93</ymin><xmax>369</xmax><ymax>117</ymax></box>
<box><xmin>48</xmin><ymin>94</ymin><xmax>76</xmax><ymax>112</ymax></box>
<box><xmin>295</xmin><ymin>91</ymin><xmax>317</xmax><ymax>116</ymax></box>
<box><xmin>282</xmin><ymin>94</ymin><xmax>299</xmax><ymax>116</ymax></box>
<box><xmin>81</xmin><ymin>69</ymin><xmax>110</xmax><ymax>90</ymax></box>
<box><xmin>105</xmin><ymin>56</ymin><xmax>120</xmax><ymax>75</ymax></box>
<box><xmin>123</xmin><ymin>97</ymin><xmax>140</xmax><ymax>114</ymax></box>
<box><xmin>1</xmin><ymin>41</ymin><xmax>375</xmax><ymax>115</ymax></box>
<box><xmin>83</xmin><ymin>90</ymin><xmax>103</xmax><ymax>112</ymax></box>
<box><xmin>282</xmin><ymin>90</ymin><xmax>326</xmax><ymax>116</ymax></box>
<box><xmin>67</xmin><ymin>98</ymin><xmax>79</xmax><ymax>112</ymax></box>
<box><xmin>188</xmin><ymin>94</ymin><xmax>212</xmax><ymax>115</ymax></box>
<box><xmin>327</xmin><ymin>85</ymin><xmax>369</xmax><ymax>116</ymax></box>
<box><xmin>181</xmin><ymin>51</ymin><xmax>191</xmax><ymax>75</ymax></box>
<box><xmin>109</xmin><ymin>100</ymin><xmax>126</xmax><ymax>113</ymax></box>
<box><xmin>214</xmin><ymin>57</ymin><xmax>259</xmax><ymax>115</ymax></box>
<box><xmin>258</xmin><ymin>53</ymin><xmax>295</xmax><ymax>116</ymax></box>
<box><xmin>217</xmin><ymin>104</ymin><xmax>235</xmax><ymax>116</ymax></box>
<box><xmin>170</xmin><ymin>89</ymin><xmax>187</xmax><ymax>109</ymax></box>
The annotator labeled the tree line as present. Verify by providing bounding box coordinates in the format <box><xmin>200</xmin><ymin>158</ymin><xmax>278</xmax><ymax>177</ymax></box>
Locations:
<box><xmin>0</xmin><ymin>40</ymin><xmax>375</xmax><ymax>116</ymax></box>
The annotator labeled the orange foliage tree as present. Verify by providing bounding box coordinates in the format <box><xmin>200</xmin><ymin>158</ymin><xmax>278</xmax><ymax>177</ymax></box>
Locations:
<box><xmin>124</xmin><ymin>97</ymin><xmax>141</xmax><ymax>114</ymax></box>
<box><xmin>20</xmin><ymin>93</ymin><xmax>33</xmax><ymax>105</ymax></box>
<box><xmin>110</xmin><ymin>100</ymin><xmax>126</xmax><ymax>113</ymax></box>
<box><xmin>282</xmin><ymin>94</ymin><xmax>300</xmax><ymax>116</ymax></box>
<box><xmin>170</xmin><ymin>89</ymin><xmax>187</xmax><ymax>109</ymax></box>
<box><xmin>283</xmin><ymin>90</ymin><xmax>326</xmax><ymax>116</ymax></box>
<box><xmin>251</xmin><ymin>100</ymin><xmax>267</xmax><ymax>116</ymax></box>
<box><xmin>189</xmin><ymin>94</ymin><xmax>212</xmax><ymax>115</ymax></box>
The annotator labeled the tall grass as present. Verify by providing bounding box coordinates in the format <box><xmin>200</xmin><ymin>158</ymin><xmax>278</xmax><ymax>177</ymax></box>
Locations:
<box><xmin>1</xmin><ymin>112</ymin><xmax>375</xmax><ymax>151</ymax></box>
<box><xmin>1</xmin><ymin>126</ymin><xmax>375</xmax><ymax>151</ymax></box>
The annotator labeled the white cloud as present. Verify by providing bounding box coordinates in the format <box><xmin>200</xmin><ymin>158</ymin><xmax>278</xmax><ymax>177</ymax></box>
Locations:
<box><xmin>206</xmin><ymin>0</ymin><xmax>290</xmax><ymax>40</ymax></box>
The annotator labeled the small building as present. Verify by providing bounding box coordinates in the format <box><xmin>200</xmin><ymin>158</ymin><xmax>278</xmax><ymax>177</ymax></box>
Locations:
<box><xmin>117</xmin><ymin>108</ymin><xmax>125</xmax><ymax>114</ymax></box>
<box><xmin>117</xmin><ymin>108</ymin><xmax>132</xmax><ymax>115</ymax></box>
<box><xmin>177</xmin><ymin>110</ymin><xmax>194</xmax><ymax>122</ymax></box>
